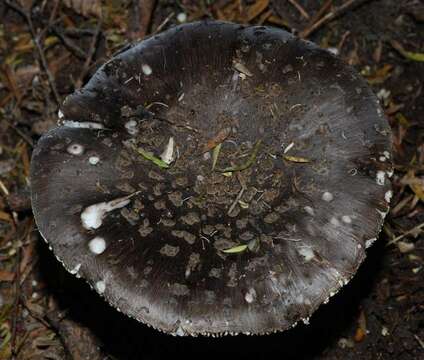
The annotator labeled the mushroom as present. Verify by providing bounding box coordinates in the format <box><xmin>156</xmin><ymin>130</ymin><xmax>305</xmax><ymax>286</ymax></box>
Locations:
<box><xmin>30</xmin><ymin>21</ymin><xmax>393</xmax><ymax>336</ymax></box>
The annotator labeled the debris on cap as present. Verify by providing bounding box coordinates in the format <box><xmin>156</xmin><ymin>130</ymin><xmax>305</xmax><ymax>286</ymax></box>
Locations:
<box><xmin>30</xmin><ymin>21</ymin><xmax>393</xmax><ymax>336</ymax></box>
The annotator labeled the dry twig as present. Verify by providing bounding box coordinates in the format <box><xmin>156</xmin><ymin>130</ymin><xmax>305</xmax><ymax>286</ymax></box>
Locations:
<box><xmin>5</xmin><ymin>0</ymin><xmax>61</xmax><ymax>106</ymax></box>
<box><xmin>300</xmin><ymin>0</ymin><xmax>371</xmax><ymax>38</ymax></box>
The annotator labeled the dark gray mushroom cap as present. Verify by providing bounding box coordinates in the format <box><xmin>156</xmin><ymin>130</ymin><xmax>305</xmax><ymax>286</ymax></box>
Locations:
<box><xmin>30</xmin><ymin>21</ymin><xmax>393</xmax><ymax>336</ymax></box>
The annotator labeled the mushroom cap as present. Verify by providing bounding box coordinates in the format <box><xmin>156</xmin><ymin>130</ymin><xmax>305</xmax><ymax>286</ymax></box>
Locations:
<box><xmin>30</xmin><ymin>21</ymin><xmax>393</xmax><ymax>336</ymax></box>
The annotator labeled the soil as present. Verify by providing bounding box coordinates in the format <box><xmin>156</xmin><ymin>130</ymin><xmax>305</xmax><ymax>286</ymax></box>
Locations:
<box><xmin>0</xmin><ymin>0</ymin><xmax>423</xmax><ymax>359</ymax></box>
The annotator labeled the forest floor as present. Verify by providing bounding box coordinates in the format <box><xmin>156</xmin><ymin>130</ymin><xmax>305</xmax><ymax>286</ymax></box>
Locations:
<box><xmin>0</xmin><ymin>0</ymin><xmax>423</xmax><ymax>359</ymax></box>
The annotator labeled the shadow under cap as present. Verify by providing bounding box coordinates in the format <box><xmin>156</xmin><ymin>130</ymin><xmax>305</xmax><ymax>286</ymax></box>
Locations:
<box><xmin>30</xmin><ymin>21</ymin><xmax>393</xmax><ymax>336</ymax></box>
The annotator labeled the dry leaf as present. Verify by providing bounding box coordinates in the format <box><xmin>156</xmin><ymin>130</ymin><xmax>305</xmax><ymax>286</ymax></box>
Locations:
<box><xmin>401</xmin><ymin>170</ymin><xmax>424</xmax><ymax>201</ymax></box>
<box><xmin>222</xmin><ymin>244</ymin><xmax>248</xmax><ymax>253</ymax></box>
<box><xmin>246</xmin><ymin>0</ymin><xmax>270</xmax><ymax>22</ymax></box>
<box><xmin>63</xmin><ymin>0</ymin><xmax>102</xmax><ymax>18</ymax></box>
<box><xmin>283</xmin><ymin>155</ymin><xmax>311</xmax><ymax>163</ymax></box>
<box><xmin>203</xmin><ymin>127</ymin><xmax>231</xmax><ymax>152</ymax></box>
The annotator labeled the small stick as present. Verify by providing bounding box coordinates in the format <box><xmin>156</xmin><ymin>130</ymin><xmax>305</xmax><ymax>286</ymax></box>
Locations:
<box><xmin>51</xmin><ymin>26</ymin><xmax>87</xmax><ymax>60</ymax></box>
<box><xmin>300</xmin><ymin>0</ymin><xmax>370</xmax><ymax>39</ymax></box>
<box><xmin>228</xmin><ymin>186</ymin><xmax>245</xmax><ymax>216</ymax></box>
<box><xmin>153</xmin><ymin>11</ymin><xmax>175</xmax><ymax>34</ymax></box>
<box><xmin>288</xmin><ymin>0</ymin><xmax>310</xmax><ymax>19</ymax></box>
<box><xmin>304</xmin><ymin>0</ymin><xmax>332</xmax><ymax>29</ymax></box>
<box><xmin>128</xmin><ymin>0</ymin><xmax>157</xmax><ymax>40</ymax></box>
<box><xmin>386</xmin><ymin>221</ymin><xmax>424</xmax><ymax>247</ymax></box>
<box><xmin>5</xmin><ymin>0</ymin><xmax>61</xmax><ymax>106</ymax></box>
<box><xmin>75</xmin><ymin>17</ymin><xmax>103</xmax><ymax>88</ymax></box>
<box><xmin>10</xmin><ymin>245</ymin><xmax>21</xmax><ymax>359</ymax></box>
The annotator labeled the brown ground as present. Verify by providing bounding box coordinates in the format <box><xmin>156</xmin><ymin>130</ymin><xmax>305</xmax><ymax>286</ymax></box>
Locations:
<box><xmin>0</xmin><ymin>0</ymin><xmax>423</xmax><ymax>359</ymax></box>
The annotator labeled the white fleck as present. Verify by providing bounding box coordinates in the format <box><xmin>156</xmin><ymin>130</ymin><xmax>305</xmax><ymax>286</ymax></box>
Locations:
<box><xmin>326</xmin><ymin>47</ymin><xmax>339</xmax><ymax>56</ymax></box>
<box><xmin>178</xmin><ymin>92</ymin><xmax>185</xmax><ymax>102</ymax></box>
<box><xmin>142</xmin><ymin>63</ymin><xmax>152</xmax><ymax>76</ymax></box>
<box><xmin>197</xmin><ymin>175</ymin><xmax>204</xmax><ymax>182</ymax></box>
<box><xmin>81</xmin><ymin>194</ymin><xmax>135</xmax><ymax>230</ymax></box>
<box><xmin>67</xmin><ymin>143</ymin><xmax>84</xmax><ymax>155</ymax></box>
<box><xmin>383</xmin><ymin>151</ymin><xmax>390</xmax><ymax>159</ymax></box>
<box><xmin>31</xmin><ymin>280</ymin><xmax>37</xmax><ymax>287</ymax></box>
<box><xmin>379</xmin><ymin>156</ymin><xmax>386</xmax><ymax>162</ymax></box>
<box><xmin>177</xmin><ymin>12</ymin><xmax>187</xmax><ymax>23</ymax></box>
<box><xmin>62</xmin><ymin>120</ymin><xmax>104</xmax><ymax>129</ymax></box>
<box><xmin>244</xmin><ymin>288</ymin><xmax>256</xmax><ymax>303</ymax></box>
<box><xmin>304</xmin><ymin>206</ymin><xmax>314</xmax><ymax>216</ymax></box>
<box><xmin>381</xmin><ymin>326</ymin><xmax>389</xmax><ymax>337</ymax></box>
<box><xmin>302</xmin><ymin>317</ymin><xmax>310</xmax><ymax>325</ymax></box>
<box><xmin>95</xmin><ymin>280</ymin><xmax>106</xmax><ymax>293</ymax></box>
<box><xmin>88</xmin><ymin>237</ymin><xmax>106</xmax><ymax>254</ymax></box>
<box><xmin>385</xmin><ymin>190</ymin><xmax>393</xmax><ymax>203</ymax></box>
<box><xmin>283</xmin><ymin>142</ymin><xmax>294</xmax><ymax>154</ymax></box>
<box><xmin>365</xmin><ymin>238</ymin><xmax>376</xmax><ymax>248</ymax></box>
<box><xmin>32</xmin><ymin>292</ymin><xmax>38</xmax><ymax>299</ymax></box>
<box><xmin>298</xmin><ymin>247</ymin><xmax>315</xmax><ymax>262</ymax></box>
<box><xmin>357</xmin><ymin>244</ymin><xmax>363</xmax><ymax>249</ymax></box>
<box><xmin>203</xmin><ymin>152</ymin><xmax>211</xmax><ymax>161</ymax></box>
<box><xmin>175</xmin><ymin>326</ymin><xmax>185</xmax><ymax>336</ymax></box>
<box><xmin>376</xmin><ymin>171</ymin><xmax>385</xmax><ymax>186</ymax></box>
<box><xmin>322</xmin><ymin>192</ymin><xmax>334</xmax><ymax>202</ymax></box>
<box><xmin>377</xmin><ymin>88</ymin><xmax>390</xmax><ymax>101</ymax></box>
<box><xmin>125</xmin><ymin>120</ymin><xmax>138</xmax><ymax>135</ymax></box>
<box><xmin>330</xmin><ymin>217</ymin><xmax>341</xmax><ymax>226</ymax></box>
<box><xmin>341</xmin><ymin>215</ymin><xmax>352</xmax><ymax>224</ymax></box>
<box><xmin>58</xmin><ymin>109</ymin><xmax>64</xmax><ymax>119</ymax></box>
<box><xmin>377</xmin><ymin>209</ymin><xmax>388</xmax><ymax>219</ymax></box>
<box><xmin>160</xmin><ymin>137</ymin><xmax>175</xmax><ymax>165</ymax></box>
<box><xmin>89</xmin><ymin>156</ymin><xmax>100</xmax><ymax>165</ymax></box>
<box><xmin>386</xmin><ymin>169</ymin><xmax>394</xmax><ymax>178</ymax></box>
<box><xmin>70</xmin><ymin>263</ymin><xmax>81</xmax><ymax>274</ymax></box>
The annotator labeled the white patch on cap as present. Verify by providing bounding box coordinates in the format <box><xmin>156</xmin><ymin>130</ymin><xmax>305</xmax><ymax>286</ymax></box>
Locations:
<box><xmin>385</xmin><ymin>190</ymin><xmax>393</xmax><ymax>203</ymax></box>
<box><xmin>244</xmin><ymin>288</ymin><xmax>256</xmax><ymax>303</ymax></box>
<box><xmin>88</xmin><ymin>237</ymin><xmax>106</xmax><ymax>254</ymax></box>
<box><xmin>62</xmin><ymin>120</ymin><xmax>104</xmax><ymax>129</ymax></box>
<box><xmin>58</xmin><ymin>109</ymin><xmax>64</xmax><ymax>119</ymax></box>
<box><xmin>67</xmin><ymin>143</ymin><xmax>84</xmax><ymax>155</ymax></box>
<box><xmin>95</xmin><ymin>280</ymin><xmax>106</xmax><ymax>293</ymax></box>
<box><xmin>386</xmin><ymin>169</ymin><xmax>394</xmax><ymax>178</ymax></box>
<box><xmin>377</xmin><ymin>209</ymin><xmax>388</xmax><ymax>219</ymax></box>
<box><xmin>70</xmin><ymin>263</ymin><xmax>81</xmax><ymax>274</ymax></box>
<box><xmin>341</xmin><ymin>215</ymin><xmax>352</xmax><ymax>224</ymax></box>
<box><xmin>330</xmin><ymin>217</ymin><xmax>340</xmax><ymax>226</ymax></box>
<box><xmin>177</xmin><ymin>12</ymin><xmax>187</xmax><ymax>23</ymax></box>
<box><xmin>160</xmin><ymin>137</ymin><xmax>175</xmax><ymax>165</ymax></box>
<box><xmin>365</xmin><ymin>238</ymin><xmax>376</xmax><ymax>248</ymax></box>
<box><xmin>81</xmin><ymin>195</ymin><xmax>135</xmax><ymax>230</ymax></box>
<box><xmin>89</xmin><ymin>156</ymin><xmax>100</xmax><ymax>165</ymax></box>
<box><xmin>379</xmin><ymin>156</ymin><xmax>386</xmax><ymax>162</ymax></box>
<box><xmin>326</xmin><ymin>47</ymin><xmax>339</xmax><ymax>56</ymax></box>
<box><xmin>304</xmin><ymin>206</ymin><xmax>314</xmax><ymax>216</ymax></box>
<box><xmin>322</xmin><ymin>192</ymin><xmax>334</xmax><ymax>202</ymax></box>
<box><xmin>142</xmin><ymin>64</ymin><xmax>152</xmax><ymax>76</ymax></box>
<box><xmin>125</xmin><ymin>120</ymin><xmax>138</xmax><ymax>135</ymax></box>
<box><xmin>298</xmin><ymin>247</ymin><xmax>315</xmax><ymax>262</ymax></box>
<box><xmin>383</xmin><ymin>151</ymin><xmax>390</xmax><ymax>159</ymax></box>
<box><xmin>175</xmin><ymin>327</ymin><xmax>185</xmax><ymax>336</ymax></box>
<box><xmin>376</xmin><ymin>171</ymin><xmax>385</xmax><ymax>185</ymax></box>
